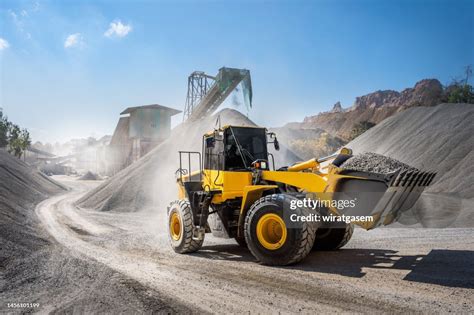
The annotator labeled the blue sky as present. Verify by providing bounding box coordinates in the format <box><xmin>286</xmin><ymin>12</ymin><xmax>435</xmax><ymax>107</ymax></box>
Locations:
<box><xmin>1</xmin><ymin>0</ymin><xmax>473</xmax><ymax>143</ymax></box>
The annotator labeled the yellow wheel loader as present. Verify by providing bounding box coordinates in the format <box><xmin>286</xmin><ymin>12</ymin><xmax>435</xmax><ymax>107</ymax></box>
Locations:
<box><xmin>167</xmin><ymin>125</ymin><xmax>435</xmax><ymax>265</ymax></box>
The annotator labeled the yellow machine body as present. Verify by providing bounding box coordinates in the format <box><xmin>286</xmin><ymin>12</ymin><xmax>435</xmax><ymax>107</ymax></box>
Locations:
<box><xmin>196</xmin><ymin>168</ymin><xmax>375</xmax><ymax>229</ymax></box>
<box><xmin>176</xmin><ymin>125</ymin><xmax>435</xmax><ymax>232</ymax></box>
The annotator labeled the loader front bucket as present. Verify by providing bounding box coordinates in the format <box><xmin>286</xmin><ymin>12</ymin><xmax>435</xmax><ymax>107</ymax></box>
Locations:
<box><xmin>331</xmin><ymin>169</ymin><xmax>436</xmax><ymax>229</ymax></box>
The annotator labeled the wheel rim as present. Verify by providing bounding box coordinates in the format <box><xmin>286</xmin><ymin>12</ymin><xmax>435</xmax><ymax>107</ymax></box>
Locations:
<box><xmin>256</xmin><ymin>213</ymin><xmax>287</xmax><ymax>250</ymax></box>
<box><xmin>170</xmin><ymin>212</ymin><xmax>181</xmax><ymax>241</ymax></box>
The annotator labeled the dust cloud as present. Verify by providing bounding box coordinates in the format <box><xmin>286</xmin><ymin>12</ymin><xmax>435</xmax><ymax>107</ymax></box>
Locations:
<box><xmin>76</xmin><ymin>109</ymin><xmax>300</xmax><ymax>234</ymax></box>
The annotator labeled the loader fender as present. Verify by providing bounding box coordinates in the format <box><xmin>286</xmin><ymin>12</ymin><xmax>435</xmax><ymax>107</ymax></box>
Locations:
<box><xmin>237</xmin><ymin>185</ymin><xmax>278</xmax><ymax>238</ymax></box>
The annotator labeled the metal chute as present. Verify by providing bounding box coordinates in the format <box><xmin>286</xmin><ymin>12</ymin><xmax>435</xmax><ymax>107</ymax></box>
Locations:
<box><xmin>183</xmin><ymin>67</ymin><xmax>252</xmax><ymax>122</ymax></box>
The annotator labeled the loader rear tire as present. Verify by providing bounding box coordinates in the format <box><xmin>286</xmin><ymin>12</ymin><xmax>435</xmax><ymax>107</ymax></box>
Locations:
<box><xmin>167</xmin><ymin>199</ymin><xmax>204</xmax><ymax>254</ymax></box>
<box><xmin>312</xmin><ymin>221</ymin><xmax>353</xmax><ymax>251</ymax></box>
<box><xmin>244</xmin><ymin>194</ymin><xmax>317</xmax><ymax>266</ymax></box>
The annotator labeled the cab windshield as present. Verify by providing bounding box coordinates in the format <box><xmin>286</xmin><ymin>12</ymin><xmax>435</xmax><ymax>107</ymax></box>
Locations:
<box><xmin>225</xmin><ymin>127</ymin><xmax>267</xmax><ymax>170</ymax></box>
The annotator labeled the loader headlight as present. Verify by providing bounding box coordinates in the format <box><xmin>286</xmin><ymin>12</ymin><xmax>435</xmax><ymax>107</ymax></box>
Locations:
<box><xmin>252</xmin><ymin>160</ymin><xmax>268</xmax><ymax>170</ymax></box>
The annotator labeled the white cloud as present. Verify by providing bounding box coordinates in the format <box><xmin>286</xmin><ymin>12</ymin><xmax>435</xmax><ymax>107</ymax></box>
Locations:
<box><xmin>8</xmin><ymin>10</ymin><xmax>17</xmax><ymax>18</ymax></box>
<box><xmin>64</xmin><ymin>33</ymin><xmax>83</xmax><ymax>48</ymax></box>
<box><xmin>8</xmin><ymin>2</ymin><xmax>40</xmax><ymax>33</ymax></box>
<box><xmin>8</xmin><ymin>10</ymin><xmax>31</xmax><ymax>38</ymax></box>
<box><xmin>0</xmin><ymin>38</ymin><xmax>10</xmax><ymax>50</ymax></box>
<box><xmin>8</xmin><ymin>10</ymin><xmax>20</xmax><ymax>25</ymax></box>
<box><xmin>33</xmin><ymin>1</ymin><xmax>40</xmax><ymax>12</ymax></box>
<box><xmin>104</xmin><ymin>20</ymin><xmax>132</xmax><ymax>38</ymax></box>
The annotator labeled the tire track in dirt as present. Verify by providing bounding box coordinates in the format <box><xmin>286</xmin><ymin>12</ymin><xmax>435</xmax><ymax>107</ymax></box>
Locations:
<box><xmin>36</xmin><ymin>179</ymin><xmax>474</xmax><ymax>313</ymax></box>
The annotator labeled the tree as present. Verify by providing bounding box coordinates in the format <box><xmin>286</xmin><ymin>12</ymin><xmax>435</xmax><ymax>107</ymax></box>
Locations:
<box><xmin>349</xmin><ymin>121</ymin><xmax>376</xmax><ymax>141</ymax></box>
<box><xmin>8</xmin><ymin>124</ymin><xmax>23</xmax><ymax>158</ymax></box>
<box><xmin>0</xmin><ymin>109</ymin><xmax>32</xmax><ymax>158</ymax></box>
<box><xmin>462</xmin><ymin>65</ymin><xmax>472</xmax><ymax>86</ymax></box>
<box><xmin>0</xmin><ymin>108</ymin><xmax>10</xmax><ymax>147</ymax></box>
<box><xmin>446</xmin><ymin>84</ymin><xmax>474</xmax><ymax>104</ymax></box>
<box><xmin>20</xmin><ymin>129</ymin><xmax>31</xmax><ymax>160</ymax></box>
<box><xmin>444</xmin><ymin>65</ymin><xmax>474</xmax><ymax>104</ymax></box>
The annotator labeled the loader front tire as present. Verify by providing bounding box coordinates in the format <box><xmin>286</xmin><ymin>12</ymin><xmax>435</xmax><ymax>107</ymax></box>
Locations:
<box><xmin>167</xmin><ymin>199</ymin><xmax>204</xmax><ymax>254</ymax></box>
<box><xmin>244</xmin><ymin>194</ymin><xmax>317</xmax><ymax>266</ymax></box>
<box><xmin>312</xmin><ymin>221</ymin><xmax>353</xmax><ymax>251</ymax></box>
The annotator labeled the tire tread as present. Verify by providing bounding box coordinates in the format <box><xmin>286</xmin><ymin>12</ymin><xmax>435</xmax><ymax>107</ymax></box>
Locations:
<box><xmin>244</xmin><ymin>194</ymin><xmax>317</xmax><ymax>265</ymax></box>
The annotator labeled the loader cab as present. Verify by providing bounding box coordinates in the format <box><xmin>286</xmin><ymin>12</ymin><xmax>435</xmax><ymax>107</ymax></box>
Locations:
<box><xmin>203</xmin><ymin>126</ymin><xmax>273</xmax><ymax>171</ymax></box>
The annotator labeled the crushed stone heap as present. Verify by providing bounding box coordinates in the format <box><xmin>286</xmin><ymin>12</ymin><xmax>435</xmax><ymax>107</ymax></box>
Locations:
<box><xmin>79</xmin><ymin>171</ymin><xmax>100</xmax><ymax>180</ymax></box>
<box><xmin>341</xmin><ymin>152</ymin><xmax>418</xmax><ymax>174</ymax></box>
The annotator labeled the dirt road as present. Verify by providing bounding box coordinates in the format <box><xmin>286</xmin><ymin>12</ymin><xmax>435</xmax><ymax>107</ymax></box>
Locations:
<box><xmin>35</xmin><ymin>177</ymin><xmax>474</xmax><ymax>313</ymax></box>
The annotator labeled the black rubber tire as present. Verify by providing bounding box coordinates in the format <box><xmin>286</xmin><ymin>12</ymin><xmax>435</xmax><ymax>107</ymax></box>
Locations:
<box><xmin>244</xmin><ymin>194</ymin><xmax>317</xmax><ymax>266</ymax></box>
<box><xmin>312</xmin><ymin>221</ymin><xmax>353</xmax><ymax>251</ymax></box>
<box><xmin>167</xmin><ymin>199</ymin><xmax>204</xmax><ymax>254</ymax></box>
<box><xmin>234</xmin><ymin>236</ymin><xmax>247</xmax><ymax>248</ymax></box>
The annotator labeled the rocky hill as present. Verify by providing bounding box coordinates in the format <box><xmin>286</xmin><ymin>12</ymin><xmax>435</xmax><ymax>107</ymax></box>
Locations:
<box><xmin>270</xmin><ymin>127</ymin><xmax>345</xmax><ymax>160</ymax></box>
<box><xmin>287</xmin><ymin>79</ymin><xmax>444</xmax><ymax>141</ymax></box>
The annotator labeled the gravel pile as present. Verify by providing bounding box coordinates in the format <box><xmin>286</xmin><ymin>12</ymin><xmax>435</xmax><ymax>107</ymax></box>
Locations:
<box><xmin>346</xmin><ymin>103</ymin><xmax>474</xmax><ymax>227</ymax></box>
<box><xmin>79</xmin><ymin>171</ymin><xmax>100</xmax><ymax>180</ymax></box>
<box><xmin>341</xmin><ymin>152</ymin><xmax>418</xmax><ymax>174</ymax></box>
<box><xmin>0</xmin><ymin>150</ymin><xmax>185</xmax><ymax>313</ymax></box>
<box><xmin>347</xmin><ymin>103</ymin><xmax>474</xmax><ymax>199</ymax></box>
<box><xmin>0</xmin><ymin>149</ymin><xmax>66</xmax><ymax>261</ymax></box>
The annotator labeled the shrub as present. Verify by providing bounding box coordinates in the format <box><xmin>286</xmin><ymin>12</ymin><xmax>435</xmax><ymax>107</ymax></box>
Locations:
<box><xmin>349</xmin><ymin>121</ymin><xmax>376</xmax><ymax>141</ymax></box>
<box><xmin>445</xmin><ymin>84</ymin><xmax>474</xmax><ymax>104</ymax></box>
